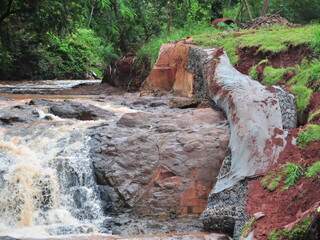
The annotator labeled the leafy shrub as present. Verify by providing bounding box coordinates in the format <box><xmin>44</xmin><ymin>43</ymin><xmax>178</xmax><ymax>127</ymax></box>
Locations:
<box><xmin>283</xmin><ymin>163</ymin><xmax>303</xmax><ymax>188</ymax></box>
<box><xmin>312</xmin><ymin>28</ymin><xmax>320</xmax><ymax>54</ymax></box>
<box><xmin>223</xmin><ymin>3</ymin><xmax>240</xmax><ymax>19</ymax></box>
<box><xmin>297</xmin><ymin>124</ymin><xmax>320</xmax><ymax>148</ymax></box>
<box><xmin>306</xmin><ymin>161</ymin><xmax>320</xmax><ymax>177</ymax></box>
<box><xmin>44</xmin><ymin>28</ymin><xmax>117</xmax><ymax>78</ymax></box>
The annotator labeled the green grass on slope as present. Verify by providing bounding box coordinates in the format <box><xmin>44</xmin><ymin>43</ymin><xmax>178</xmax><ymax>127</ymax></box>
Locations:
<box><xmin>263</xmin><ymin>66</ymin><xmax>295</xmax><ymax>86</ymax></box>
<box><xmin>140</xmin><ymin>23</ymin><xmax>319</xmax><ymax>66</ymax></box>
<box><xmin>297</xmin><ymin>124</ymin><xmax>320</xmax><ymax>148</ymax></box>
<box><xmin>291</xmin><ymin>85</ymin><xmax>313</xmax><ymax>112</ymax></box>
<box><xmin>193</xmin><ymin>24</ymin><xmax>319</xmax><ymax>64</ymax></box>
<box><xmin>306</xmin><ymin>161</ymin><xmax>320</xmax><ymax>178</ymax></box>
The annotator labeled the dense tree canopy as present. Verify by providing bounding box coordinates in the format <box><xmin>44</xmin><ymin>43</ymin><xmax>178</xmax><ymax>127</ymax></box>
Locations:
<box><xmin>0</xmin><ymin>0</ymin><xmax>319</xmax><ymax>80</ymax></box>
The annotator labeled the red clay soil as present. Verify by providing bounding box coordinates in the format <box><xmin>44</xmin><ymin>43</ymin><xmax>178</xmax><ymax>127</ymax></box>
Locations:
<box><xmin>308</xmin><ymin>93</ymin><xmax>320</xmax><ymax>124</ymax></box>
<box><xmin>235</xmin><ymin>45</ymin><xmax>312</xmax><ymax>75</ymax></box>
<box><xmin>246</xmin><ymin>129</ymin><xmax>320</xmax><ymax>240</ymax></box>
<box><xmin>310</xmin><ymin>92</ymin><xmax>320</xmax><ymax>112</ymax></box>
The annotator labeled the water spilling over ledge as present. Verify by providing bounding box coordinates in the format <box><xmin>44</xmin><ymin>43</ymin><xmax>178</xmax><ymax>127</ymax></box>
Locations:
<box><xmin>0</xmin><ymin>109</ymin><xmax>108</xmax><ymax>237</ymax></box>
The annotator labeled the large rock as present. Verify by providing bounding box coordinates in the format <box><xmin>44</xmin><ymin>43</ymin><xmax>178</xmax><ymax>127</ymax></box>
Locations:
<box><xmin>90</xmin><ymin>96</ymin><xmax>229</xmax><ymax>233</ymax></box>
<box><xmin>29</xmin><ymin>99</ymin><xmax>114</xmax><ymax>120</ymax></box>
<box><xmin>142</xmin><ymin>41</ymin><xmax>195</xmax><ymax>97</ymax></box>
<box><xmin>142</xmin><ymin>42</ymin><xmax>297</xmax><ymax>237</ymax></box>
<box><xmin>0</xmin><ymin>105</ymin><xmax>40</xmax><ymax>125</ymax></box>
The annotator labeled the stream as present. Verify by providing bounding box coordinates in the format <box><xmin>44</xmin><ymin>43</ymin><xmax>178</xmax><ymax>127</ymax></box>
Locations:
<box><xmin>0</xmin><ymin>80</ymin><xmax>230</xmax><ymax>240</ymax></box>
<box><xmin>0</xmin><ymin>80</ymin><xmax>111</xmax><ymax>238</ymax></box>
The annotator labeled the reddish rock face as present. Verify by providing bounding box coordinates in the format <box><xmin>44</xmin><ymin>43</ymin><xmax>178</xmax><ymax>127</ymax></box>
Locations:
<box><xmin>92</xmin><ymin>98</ymin><xmax>229</xmax><ymax>218</ymax></box>
<box><xmin>142</xmin><ymin>42</ymin><xmax>195</xmax><ymax>97</ymax></box>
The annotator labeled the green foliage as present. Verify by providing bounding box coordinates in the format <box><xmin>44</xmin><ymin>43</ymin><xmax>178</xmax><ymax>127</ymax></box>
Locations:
<box><xmin>249</xmin><ymin>59</ymin><xmax>269</xmax><ymax>80</ymax></box>
<box><xmin>261</xmin><ymin>172</ymin><xmax>282</xmax><ymax>192</ymax></box>
<box><xmin>268</xmin><ymin>217</ymin><xmax>312</xmax><ymax>240</ymax></box>
<box><xmin>138</xmin><ymin>24</ymin><xmax>218</xmax><ymax>65</ymax></box>
<box><xmin>306</xmin><ymin>161</ymin><xmax>320</xmax><ymax>178</ymax></box>
<box><xmin>263</xmin><ymin>66</ymin><xmax>295</xmax><ymax>86</ymax></box>
<box><xmin>268</xmin><ymin>230</ymin><xmax>282</xmax><ymax>240</ymax></box>
<box><xmin>223</xmin><ymin>3</ymin><xmax>240</xmax><ymax>19</ymax></box>
<box><xmin>297</xmin><ymin>124</ymin><xmax>320</xmax><ymax>148</ymax></box>
<box><xmin>47</xmin><ymin>28</ymin><xmax>116</xmax><ymax>78</ymax></box>
<box><xmin>312</xmin><ymin>28</ymin><xmax>320</xmax><ymax>54</ymax></box>
<box><xmin>283</xmin><ymin>163</ymin><xmax>303</xmax><ymax>188</ymax></box>
<box><xmin>217</xmin><ymin>22</ymin><xmax>239</xmax><ymax>31</ymax></box>
<box><xmin>291</xmin><ymin>85</ymin><xmax>313</xmax><ymax>112</ymax></box>
<box><xmin>249</xmin><ymin>67</ymin><xmax>259</xmax><ymax>80</ymax></box>
<box><xmin>247</xmin><ymin>0</ymin><xmax>320</xmax><ymax>23</ymax></box>
<box><xmin>241</xmin><ymin>217</ymin><xmax>256</xmax><ymax>238</ymax></box>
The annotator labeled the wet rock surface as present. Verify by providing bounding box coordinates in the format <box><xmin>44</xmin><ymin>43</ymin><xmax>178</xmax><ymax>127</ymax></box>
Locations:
<box><xmin>0</xmin><ymin>105</ymin><xmax>40</xmax><ymax>125</ymax></box>
<box><xmin>88</xmin><ymin>94</ymin><xmax>229</xmax><ymax>235</ymax></box>
<box><xmin>29</xmin><ymin>99</ymin><xmax>114</xmax><ymax>120</ymax></box>
<box><xmin>10</xmin><ymin>232</ymin><xmax>230</xmax><ymax>240</ymax></box>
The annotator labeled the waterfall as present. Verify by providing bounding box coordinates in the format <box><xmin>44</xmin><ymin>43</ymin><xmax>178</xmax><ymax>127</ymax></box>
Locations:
<box><xmin>0</xmin><ymin>114</ymin><xmax>108</xmax><ymax>238</ymax></box>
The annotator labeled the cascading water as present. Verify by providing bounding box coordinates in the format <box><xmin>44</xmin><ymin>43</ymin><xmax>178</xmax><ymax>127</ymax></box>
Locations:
<box><xmin>0</xmin><ymin>108</ymin><xmax>108</xmax><ymax>238</ymax></box>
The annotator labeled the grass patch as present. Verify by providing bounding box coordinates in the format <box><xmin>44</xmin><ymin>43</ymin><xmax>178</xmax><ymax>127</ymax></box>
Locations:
<box><xmin>261</xmin><ymin>172</ymin><xmax>282</xmax><ymax>192</ymax></box>
<box><xmin>193</xmin><ymin>24</ymin><xmax>319</xmax><ymax>64</ymax></box>
<box><xmin>263</xmin><ymin>66</ymin><xmax>295</xmax><ymax>86</ymax></box>
<box><xmin>291</xmin><ymin>85</ymin><xmax>313</xmax><ymax>112</ymax></box>
<box><xmin>249</xmin><ymin>59</ymin><xmax>268</xmax><ymax>80</ymax></box>
<box><xmin>290</xmin><ymin>60</ymin><xmax>320</xmax><ymax>91</ymax></box>
<box><xmin>268</xmin><ymin>217</ymin><xmax>312</xmax><ymax>240</ymax></box>
<box><xmin>306</xmin><ymin>161</ymin><xmax>320</xmax><ymax>178</ymax></box>
<box><xmin>297</xmin><ymin>124</ymin><xmax>320</xmax><ymax>148</ymax></box>
<box><xmin>249</xmin><ymin>66</ymin><xmax>259</xmax><ymax>80</ymax></box>
<box><xmin>308</xmin><ymin>109</ymin><xmax>320</xmax><ymax>123</ymax></box>
<box><xmin>283</xmin><ymin>163</ymin><xmax>304</xmax><ymax>189</ymax></box>
<box><xmin>140</xmin><ymin>23</ymin><xmax>319</xmax><ymax>70</ymax></box>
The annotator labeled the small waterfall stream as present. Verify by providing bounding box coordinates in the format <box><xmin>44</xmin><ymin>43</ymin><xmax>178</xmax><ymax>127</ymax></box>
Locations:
<box><xmin>0</xmin><ymin>110</ymin><xmax>108</xmax><ymax>238</ymax></box>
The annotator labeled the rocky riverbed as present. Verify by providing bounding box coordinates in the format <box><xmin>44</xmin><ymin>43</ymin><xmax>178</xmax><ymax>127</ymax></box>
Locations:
<box><xmin>0</xmin><ymin>80</ymin><xmax>230</xmax><ymax>240</ymax></box>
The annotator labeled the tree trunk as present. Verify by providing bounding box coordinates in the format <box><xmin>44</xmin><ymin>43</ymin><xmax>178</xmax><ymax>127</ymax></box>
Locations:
<box><xmin>166</xmin><ymin>0</ymin><xmax>173</xmax><ymax>34</ymax></box>
<box><xmin>260</xmin><ymin>0</ymin><xmax>270</xmax><ymax>16</ymax></box>
<box><xmin>243</xmin><ymin>0</ymin><xmax>253</xmax><ymax>21</ymax></box>
<box><xmin>88</xmin><ymin>1</ymin><xmax>96</xmax><ymax>27</ymax></box>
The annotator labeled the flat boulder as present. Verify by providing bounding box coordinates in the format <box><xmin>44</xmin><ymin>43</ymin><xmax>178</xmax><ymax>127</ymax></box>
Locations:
<box><xmin>29</xmin><ymin>99</ymin><xmax>114</xmax><ymax>120</ymax></box>
<box><xmin>90</xmin><ymin>98</ymin><xmax>229</xmax><ymax>234</ymax></box>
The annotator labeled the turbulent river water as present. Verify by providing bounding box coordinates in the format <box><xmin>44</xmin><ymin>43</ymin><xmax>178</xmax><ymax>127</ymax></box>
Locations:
<box><xmin>0</xmin><ymin>80</ymin><xmax>112</xmax><ymax>238</ymax></box>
